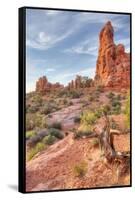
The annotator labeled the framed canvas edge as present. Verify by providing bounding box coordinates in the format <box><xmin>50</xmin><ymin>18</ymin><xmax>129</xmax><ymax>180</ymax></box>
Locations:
<box><xmin>18</xmin><ymin>6</ymin><xmax>132</xmax><ymax>193</ymax></box>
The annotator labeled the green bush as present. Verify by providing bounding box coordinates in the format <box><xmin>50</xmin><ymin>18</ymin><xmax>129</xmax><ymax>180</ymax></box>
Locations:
<box><xmin>74</xmin><ymin>125</ymin><xmax>92</xmax><ymax>138</ymax></box>
<box><xmin>102</xmin><ymin>105</ymin><xmax>111</xmax><ymax>115</ymax></box>
<box><xmin>31</xmin><ymin>95</ymin><xmax>43</xmax><ymax>105</ymax></box>
<box><xmin>57</xmin><ymin>89</ymin><xmax>68</xmax><ymax>97</ymax></box>
<box><xmin>94</xmin><ymin>108</ymin><xmax>103</xmax><ymax>118</ymax></box>
<box><xmin>48</xmin><ymin>128</ymin><xmax>64</xmax><ymax>139</ymax></box>
<box><xmin>27</xmin><ymin>104</ymin><xmax>39</xmax><ymax>113</ymax></box>
<box><xmin>63</xmin><ymin>99</ymin><xmax>68</xmax><ymax>105</ymax></box>
<box><xmin>26</xmin><ymin>130</ymin><xmax>37</xmax><ymax>139</ymax></box>
<box><xmin>112</xmin><ymin>104</ymin><xmax>121</xmax><ymax>114</ymax></box>
<box><xmin>111</xmin><ymin>100</ymin><xmax>121</xmax><ymax>107</ymax></box>
<box><xmin>115</xmin><ymin>94</ymin><xmax>121</xmax><ymax>101</ymax></box>
<box><xmin>88</xmin><ymin>96</ymin><xmax>95</xmax><ymax>101</ymax></box>
<box><xmin>27</xmin><ymin>142</ymin><xmax>46</xmax><ymax>161</ymax></box>
<box><xmin>68</xmin><ymin>90</ymin><xmax>82</xmax><ymax>99</ymax></box>
<box><xmin>74</xmin><ymin>116</ymin><xmax>81</xmax><ymax>123</ymax></box>
<box><xmin>107</xmin><ymin>92</ymin><xmax>115</xmax><ymax>99</ymax></box>
<box><xmin>43</xmin><ymin>134</ymin><xmax>56</xmax><ymax>145</ymax></box>
<box><xmin>73</xmin><ymin>161</ymin><xmax>88</xmax><ymax>177</ymax></box>
<box><xmin>110</xmin><ymin>118</ymin><xmax>118</xmax><ymax>129</ymax></box>
<box><xmin>96</xmin><ymin>85</ymin><xmax>104</xmax><ymax>93</ymax></box>
<box><xmin>40</xmin><ymin>104</ymin><xmax>52</xmax><ymax>115</ymax></box>
<box><xmin>48</xmin><ymin>122</ymin><xmax>62</xmax><ymax>130</ymax></box>
<box><xmin>81</xmin><ymin>111</ymin><xmax>97</xmax><ymax>126</ymax></box>
<box><xmin>91</xmin><ymin>138</ymin><xmax>99</xmax><ymax>147</ymax></box>
<box><xmin>26</xmin><ymin>114</ymin><xmax>47</xmax><ymax>131</ymax></box>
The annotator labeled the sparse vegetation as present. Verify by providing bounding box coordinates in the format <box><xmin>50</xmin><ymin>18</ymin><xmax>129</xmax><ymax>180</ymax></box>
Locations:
<box><xmin>81</xmin><ymin>111</ymin><xmax>97</xmax><ymax>126</ymax></box>
<box><xmin>43</xmin><ymin>135</ymin><xmax>56</xmax><ymax>145</ymax></box>
<box><xmin>48</xmin><ymin>128</ymin><xmax>64</xmax><ymax>139</ymax></box>
<box><xmin>74</xmin><ymin>124</ymin><xmax>92</xmax><ymax>138</ymax></box>
<box><xmin>26</xmin><ymin>130</ymin><xmax>37</xmax><ymax>139</ymax></box>
<box><xmin>26</xmin><ymin>114</ymin><xmax>47</xmax><ymax>131</ymax></box>
<box><xmin>91</xmin><ymin>138</ymin><xmax>99</xmax><ymax>147</ymax></box>
<box><xmin>73</xmin><ymin>161</ymin><xmax>88</xmax><ymax>177</ymax></box>
<box><xmin>96</xmin><ymin>85</ymin><xmax>104</xmax><ymax>93</ymax></box>
<box><xmin>27</xmin><ymin>142</ymin><xmax>46</xmax><ymax>161</ymax></box>
<box><xmin>48</xmin><ymin>122</ymin><xmax>62</xmax><ymax>130</ymax></box>
<box><xmin>107</xmin><ymin>92</ymin><xmax>115</xmax><ymax>99</ymax></box>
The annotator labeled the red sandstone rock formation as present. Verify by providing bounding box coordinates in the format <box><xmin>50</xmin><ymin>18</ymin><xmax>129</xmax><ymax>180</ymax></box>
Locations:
<box><xmin>95</xmin><ymin>21</ymin><xmax>130</xmax><ymax>88</ymax></box>
<box><xmin>36</xmin><ymin>76</ymin><xmax>63</xmax><ymax>94</ymax></box>
<box><xmin>67</xmin><ymin>75</ymin><xmax>94</xmax><ymax>90</ymax></box>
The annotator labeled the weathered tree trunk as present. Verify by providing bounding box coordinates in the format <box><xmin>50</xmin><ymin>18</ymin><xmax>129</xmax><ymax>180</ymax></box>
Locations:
<box><xmin>98</xmin><ymin>114</ymin><xmax>130</xmax><ymax>178</ymax></box>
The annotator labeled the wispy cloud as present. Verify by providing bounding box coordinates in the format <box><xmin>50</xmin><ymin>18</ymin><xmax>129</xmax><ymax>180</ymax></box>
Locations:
<box><xmin>26</xmin><ymin>29</ymin><xmax>73</xmax><ymax>50</ymax></box>
<box><xmin>46</xmin><ymin>68</ymin><xmax>56</xmax><ymax>72</ymax></box>
<box><xmin>64</xmin><ymin>37</ymin><xmax>98</xmax><ymax>56</ymax></box>
<box><xmin>26</xmin><ymin>9</ymin><xmax>130</xmax><ymax>92</ymax></box>
<box><xmin>45</xmin><ymin>10</ymin><xmax>60</xmax><ymax>16</ymax></box>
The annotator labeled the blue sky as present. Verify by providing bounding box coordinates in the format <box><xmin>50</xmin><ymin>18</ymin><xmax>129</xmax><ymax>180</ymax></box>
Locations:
<box><xmin>26</xmin><ymin>9</ymin><xmax>130</xmax><ymax>92</ymax></box>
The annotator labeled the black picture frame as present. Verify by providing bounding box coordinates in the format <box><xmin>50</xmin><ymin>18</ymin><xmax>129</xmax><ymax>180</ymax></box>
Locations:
<box><xmin>19</xmin><ymin>6</ymin><xmax>132</xmax><ymax>193</ymax></box>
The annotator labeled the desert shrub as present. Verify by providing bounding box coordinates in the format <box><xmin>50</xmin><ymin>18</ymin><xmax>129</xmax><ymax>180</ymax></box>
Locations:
<box><xmin>27</xmin><ymin>142</ymin><xmax>46</xmax><ymax>161</ymax></box>
<box><xmin>74</xmin><ymin>116</ymin><xmax>81</xmax><ymax>123</ymax></box>
<box><xmin>26</xmin><ymin>114</ymin><xmax>47</xmax><ymax>131</ymax></box>
<box><xmin>27</xmin><ymin>104</ymin><xmax>39</xmax><ymax>113</ymax></box>
<box><xmin>31</xmin><ymin>95</ymin><xmax>43</xmax><ymax>105</ymax></box>
<box><xmin>115</xmin><ymin>94</ymin><xmax>121</xmax><ymax>101</ymax></box>
<box><xmin>26</xmin><ymin>130</ymin><xmax>37</xmax><ymax>139</ymax></box>
<box><xmin>96</xmin><ymin>85</ymin><xmax>104</xmax><ymax>93</ymax></box>
<box><xmin>73</xmin><ymin>161</ymin><xmax>88</xmax><ymax>177</ymax></box>
<box><xmin>74</xmin><ymin>125</ymin><xmax>92</xmax><ymax>138</ymax></box>
<box><xmin>57</xmin><ymin>89</ymin><xmax>68</xmax><ymax>97</ymax></box>
<box><xmin>43</xmin><ymin>134</ymin><xmax>56</xmax><ymax>145</ymax></box>
<box><xmin>102</xmin><ymin>105</ymin><xmax>111</xmax><ymax>115</ymax></box>
<box><xmin>111</xmin><ymin>100</ymin><xmax>121</xmax><ymax>107</ymax></box>
<box><xmin>94</xmin><ymin>108</ymin><xmax>103</xmax><ymax>118</ymax></box>
<box><xmin>81</xmin><ymin>111</ymin><xmax>97</xmax><ymax>126</ymax></box>
<box><xmin>112</xmin><ymin>104</ymin><xmax>121</xmax><ymax>114</ymax></box>
<box><xmin>110</xmin><ymin>98</ymin><xmax>121</xmax><ymax>115</ymax></box>
<box><xmin>63</xmin><ymin>99</ymin><xmax>68</xmax><ymax>105</ymax></box>
<box><xmin>48</xmin><ymin>122</ymin><xmax>62</xmax><ymax>130</ymax></box>
<box><xmin>48</xmin><ymin>128</ymin><xmax>64</xmax><ymax>139</ymax></box>
<box><xmin>40</xmin><ymin>104</ymin><xmax>52</xmax><ymax>115</ymax></box>
<box><xmin>26</xmin><ymin>114</ymin><xmax>34</xmax><ymax>130</ymax></box>
<box><xmin>91</xmin><ymin>138</ymin><xmax>99</xmax><ymax>147</ymax></box>
<box><xmin>69</xmin><ymin>90</ymin><xmax>82</xmax><ymax>99</ymax></box>
<box><xmin>88</xmin><ymin>96</ymin><xmax>95</xmax><ymax>101</ymax></box>
<box><xmin>125</xmin><ymin>94</ymin><xmax>130</xmax><ymax>128</ymax></box>
<box><xmin>107</xmin><ymin>92</ymin><xmax>115</xmax><ymax>99</ymax></box>
<box><xmin>110</xmin><ymin>118</ymin><xmax>119</xmax><ymax>129</ymax></box>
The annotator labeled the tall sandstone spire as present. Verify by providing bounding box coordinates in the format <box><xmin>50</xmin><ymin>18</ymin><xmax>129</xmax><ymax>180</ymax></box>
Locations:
<box><xmin>95</xmin><ymin>21</ymin><xmax>130</xmax><ymax>88</ymax></box>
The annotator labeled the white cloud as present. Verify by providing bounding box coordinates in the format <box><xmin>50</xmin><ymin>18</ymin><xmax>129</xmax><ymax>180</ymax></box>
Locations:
<box><xmin>45</xmin><ymin>10</ymin><xmax>60</xmax><ymax>16</ymax></box>
<box><xmin>26</xmin><ymin>29</ymin><xmax>73</xmax><ymax>50</ymax></box>
<box><xmin>64</xmin><ymin>38</ymin><xmax>98</xmax><ymax>56</ymax></box>
<box><xmin>46</xmin><ymin>68</ymin><xmax>56</xmax><ymax>72</ymax></box>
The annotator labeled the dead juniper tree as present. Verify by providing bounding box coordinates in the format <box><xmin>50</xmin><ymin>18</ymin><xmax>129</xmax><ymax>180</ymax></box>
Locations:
<box><xmin>99</xmin><ymin>113</ymin><xmax>130</xmax><ymax>181</ymax></box>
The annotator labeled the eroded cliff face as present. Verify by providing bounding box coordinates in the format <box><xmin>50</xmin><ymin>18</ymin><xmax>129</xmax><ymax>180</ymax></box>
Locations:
<box><xmin>95</xmin><ymin>21</ymin><xmax>130</xmax><ymax>88</ymax></box>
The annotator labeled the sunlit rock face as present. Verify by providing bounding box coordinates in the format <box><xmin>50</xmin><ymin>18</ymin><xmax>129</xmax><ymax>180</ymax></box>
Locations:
<box><xmin>36</xmin><ymin>76</ymin><xmax>64</xmax><ymax>94</ymax></box>
<box><xmin>95</xmin><ymin>21</ymin><xmax>130</xmax><ymax>88</ymax></box>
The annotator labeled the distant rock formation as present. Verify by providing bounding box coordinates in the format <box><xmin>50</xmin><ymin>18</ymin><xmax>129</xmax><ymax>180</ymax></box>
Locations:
<box><xmin>36</xmin><ymin>76</ymin><xmax>64</xmax><ymax>94</ymax></box>
<box><xmin>67</xmin><ymin>75</ymin><xmax>94</xmax><ymax>90</ymax></box>
<box><xmin>95</xmin><ymin>21</ymin><xmax>130</xmax><ymax>88</ymax></box>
